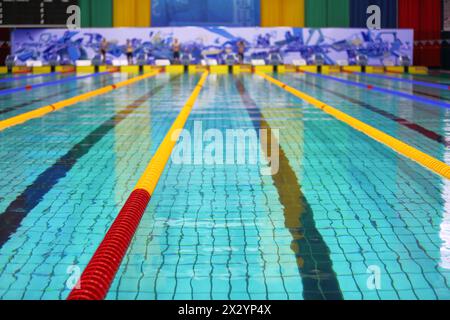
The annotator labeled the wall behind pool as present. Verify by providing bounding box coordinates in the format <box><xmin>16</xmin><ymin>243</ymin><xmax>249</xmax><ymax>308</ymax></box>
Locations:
<box><xmin>11</xmin><ymin>27</ymin><xmax>413</xmax><ymax>66</ymax></box>
<box><xmin>77</xmin><ymin>0</ymin><xmax>442</xmax><ymax>67</ymax></box>
<box><xmin>150</xmin><ymin>0</ymin><xmax>260</xmax><ymax>27</ymax></box>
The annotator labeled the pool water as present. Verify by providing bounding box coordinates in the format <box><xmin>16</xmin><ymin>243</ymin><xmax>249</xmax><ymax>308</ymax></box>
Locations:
<box><xmin>0</xmin><ymin>71</ymin><xmax>448</xmax><ymax>300</ymax></box>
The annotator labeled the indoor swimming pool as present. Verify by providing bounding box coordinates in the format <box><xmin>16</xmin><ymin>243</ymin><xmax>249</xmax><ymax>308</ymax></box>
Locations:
<box><xmin>0</xmin><ymin>71</ymin><xmax>449</xmax><ymax>300</ymax></box>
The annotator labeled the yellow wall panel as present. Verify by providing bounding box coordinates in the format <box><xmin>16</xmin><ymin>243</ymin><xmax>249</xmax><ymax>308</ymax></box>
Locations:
<box><xmin>12</xmin><ymin>66</ymin><xmax>32</xmax><ymax>74</ymax></box>
<box><xmin>33</xmin><ymin>66</ymin><xmax>52</xmax><ymax>74</ymax></box>
<box><xmin>76</xmin><ymin>66</ymin><xmax>95</xmax><ymax>73</ymax></box>
<box><xmin>143</xmin><ymin>66</ymin><xmax>164</xmax><ymax>73</ymax></box>
<box><xmin>298</xmin><ymin>65</ymin><xmax>317</xmax><ymax>73</ymax></box>
<box><xmin>188</xmin><ymin>65</ymin><xmax>208</xmax><ymax>74</ymax></box>
<box><xmin>210</xmin><ymin>65</ymin><xmax>228</xmax><ymax>74</ymax></box>
<box><xmin>261</xmin><ymin>0</ymin><xmax>282</xmax><ymax>26</ymax></box>
<box><xmin>120</xmin><ymin>65</ymin><xmax>140</xmax><ymax>73</ymax></box>
<box><xmin>232</xmin><ymin>65</ymin><xmax>252</xmax><ymax>74</ymax></box>
<box><xmin>386</xmin><ymin>66</ymin><xmax>405</xmax><ymax>74</ymax></box>
<box><xmin>55</xmin><ymin>66</ymin><xmax>75</xmax><ymax>73</ymax></box>
<box><xmin>277</xmin><ymin>65</ymin><xmax>297</xmax><ymax>73</ymax></box>
<box><xmin>99</xmin><ymin>66</ymin><xmax>120</xmax><ymax>72</ymax></box>
<box><xmin>282</xmin><ymin>0</ymin><xmax>304</xmax><ymax>27</ymax></box>
<box><xmin>261</xmin><ymin>0</ymin><xmax>304</xmax><ymax>27</ymax></box>
<box><xmin>135</xmin><ymin>0</ymin><xmax>151</xmax><ymax>27</ymax></box>
<box><xmin>408</xmin><ymin>66</ymin><xmax>428</xmax><ymax>75</ymax></box>
<box><xmin>321</xmin><ymin>65</ymin><xmax>341</xmax><ymax>74</ymax></box>
<box><xmin>114</xmin><ymin>0</ymin><xmax>150</xmax><ymax>27</ymax></box>
<box><xmin>255</xmin><ymin>65</ymin><xmax>274</xmax><ymax>73</ymax></box>
<box><xmin>365</xmin><ymin>66</ymin><xmax>385</xmax><ymax>74</ymax></box>
<box><xmin>166</xmin><ymin>65</ymin><xmax>185</xmax><ymax>74</ymax></box>
<box><xmin>342</xmin><ymin>66</ymin><xmax>362</xmax><ymax>73</ymax></box>
<box><xmin>113</xmin><ymin>0</ymin><xmax>135</xmax><ymax>27</ymax></box>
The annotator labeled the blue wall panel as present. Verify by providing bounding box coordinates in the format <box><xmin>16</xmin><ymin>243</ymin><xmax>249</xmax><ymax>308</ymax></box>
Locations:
<box><xmin>151</xmin><ymin>0</ymin><xmax>260</xmax><ymax>26</ymax></box>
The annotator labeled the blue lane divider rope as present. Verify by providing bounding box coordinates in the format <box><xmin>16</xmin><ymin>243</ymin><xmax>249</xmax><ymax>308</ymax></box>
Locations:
<box><xmin>0</xmin><ymin>72</ymin><xmax>62</xmax><ymax>83</ymax></box>
<box><xmin>0</xmin><ymin>72</ymin><xmax>111</xmax><ymax>97</ymax></box>
<box><xmin>303</xmin><ymin>71</ymin><xmax>450</xmax><ymax>109</ymax></box>
<box><xmin>350</xmin><ymin>71</ymin><xmax>450</xmax><ymax>91</ymax></box>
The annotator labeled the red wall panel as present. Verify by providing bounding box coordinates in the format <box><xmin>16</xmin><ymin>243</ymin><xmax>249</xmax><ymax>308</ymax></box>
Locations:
<box><xmin>0</xmin><ymin>29</ymin><xmax>10</xmax><ymax>65</ymax></box>
<box><xmin>398</xmin><ymin>0</ymin><xmax>442</xmax><ymax>67</ymax></box>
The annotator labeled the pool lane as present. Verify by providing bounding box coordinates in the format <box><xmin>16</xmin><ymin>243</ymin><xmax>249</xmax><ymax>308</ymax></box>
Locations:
<box><xmin>0</xmin><ymin>72</ymin><xmax>75</xmax><ymax>92</ymax></box>
<box><xmin>0</xmin><ymin>72</ymin><xmax>112</xmax><ymax>97</ymax></box>
<box><xmin>243</xmin><ymin>74</ymin><xmax>450</xmax><ymax>299</ymax></box>
<box><xmin>0</xmin><ymin>72</ymin><xmax>123</xmax><ymax>120</ymax></box>
<box><xmin>307</xmin><ymin>72</ymin><xmax>450</xmax><ymax>110</ymax></box>
<box><xmin>349</xmin><ymin>72</ymin><xmax>450</xmax><ymax>91</ymax></box>
<box><xmin>0</xmin><ymin>78</ymin><xmax>174</xmax><ymax>248</ymax></box>
<box><xmin>107</xmin><ymin>75</ymin><xmax>304</xmax><ymax>300</ymax></box>
<box><xmin>363</xmin><ymin>70</ymin><xmax>450</xmax><ymax>84</ymax></box>
<box><xmin>0</xmin><ymin>73</ymin><xmax>194</xmax><ymax>299</ymax></box>
<box><xmin>235</xmin><ymin>78</ymin><xmax>343</xmax><ymax>299</ymax></box>
<box><xmin>367</xmin><ymin>72</ymin><xmax>450</xmax><ymax>86</ymax></box>
<box><xmin>0</xmin><ymin>72</ymin><xmax>67</xmax><ymax>84</ymax></box>
<box><xmin>0</xmin><ymin>85</ymin><xmax>84</xmax><ymax>117</ymax></box>
<box><xmin>427</xmin><ymin>71</ymin><xmax>450</xmax><ymax>81</ymax></box>
<box><xmin>282</xmin><ymin>73</ymin><xmax>450</xmax><ymax>163</ymax></box>
<box><xmin>300</xmin><ymin>78</ymin><xmax>449</xmax><ymax>147</ymax></box>
<box><xmin>335</xmin><ymin>72</ymin><xmax>450</xmax><ymax>103</ymax></box>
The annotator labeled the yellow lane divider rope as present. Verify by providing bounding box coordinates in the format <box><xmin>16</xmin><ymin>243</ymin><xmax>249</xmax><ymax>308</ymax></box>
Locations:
<box><xmin>68</xmin><ymin>71</ymin><xmax>209</xmax><ymax>300</ymax></box>
<box><xmin>0</xmin><ymin>71</ymin><xmax>160</xmax><ymax>132</ymax></box>
<box><xmin>256</xmin><ymin>71</ymin><xmax>450</xmax><ymax>180</ymax></box>
<box><xmin>134</xmin><ymin>70</ymin><xmax>209</xmax><ymax>194</ymax></box>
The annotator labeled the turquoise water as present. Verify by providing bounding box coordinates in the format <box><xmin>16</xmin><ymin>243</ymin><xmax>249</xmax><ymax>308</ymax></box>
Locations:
<box><xmin>0</xmin><ymin>72</ymin><xmax>449</xmax><ymax>300</ymax></box>
<box><xmin>0</xmin><ymin>73</ymin><xmax>82</xmax><ymax>93</ymax></box>
<box><xmin>0</xmin><ymin>73</ymin><xmax>126</xmax><ymax>120</ymax></box>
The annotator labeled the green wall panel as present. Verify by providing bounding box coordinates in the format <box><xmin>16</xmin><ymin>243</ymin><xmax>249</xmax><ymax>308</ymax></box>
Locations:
<box><xmin>80</xmin><ymin>0</ymin><xmax>113</xmax><ymax>27</ymax></box>
<box><xmin>91</xmin><ymin>0</ymin><xmax>112</xmax><ymax>27</ymax></box>
<box><xmin>328</xmin><ymin>0</ymin><xmax>349</xmax><ymax>27</ymax></box>
<box><xmin>305</xmin><ymin>0</ymin><xmax>349</xmax><ymax>27</ymax></box>
<box><xmin>305</xmin><ymin>0</ymin><xmax>327</xmax><ymax>27</ymax></box>
<box><xmin>79</xmin><ymin>0</ymin><xmax>91</xmax><ymax>28</ymax></box>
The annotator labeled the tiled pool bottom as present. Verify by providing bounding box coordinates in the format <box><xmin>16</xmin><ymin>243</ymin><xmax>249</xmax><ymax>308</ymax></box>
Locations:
<box><xmin>0</xmin><ymin>73</ymin><xmax>449</xmax><ymax>300</ymax></box>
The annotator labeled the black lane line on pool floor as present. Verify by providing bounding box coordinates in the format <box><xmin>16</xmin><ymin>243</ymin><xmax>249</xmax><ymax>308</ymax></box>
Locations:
<box><xmin>411</xmin><ymin>88</ymin><xmax>450</xmax><ymax>102</ymax></box>
<box><xmin>0</xmin><ymin>76</ymin><xmax>177</xmax><ymax>248</ymax></box>
<box><xmin>235</xmin><ymin>78</ymin><xmax>344</xmax><ymax>300</ymax></box>
<box><xmin>302</xmin><ymin>79</ymin><xmax>450</xmax><ymax>147</ymax></box>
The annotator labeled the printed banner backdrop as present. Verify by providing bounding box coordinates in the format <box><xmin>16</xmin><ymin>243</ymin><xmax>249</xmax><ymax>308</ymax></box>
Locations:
<box><xmin>11</xmin><ymin>27</ymin><xmax>413</xmax><ymax>66</ymax></box>
<box><xmin>151</xmin><ymin>0</ymin><xmax>260</xmax><ymax>27</ymax></box>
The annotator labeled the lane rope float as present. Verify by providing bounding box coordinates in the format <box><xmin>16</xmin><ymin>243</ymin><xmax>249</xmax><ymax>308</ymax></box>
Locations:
<box><xmin>256</xmin><ymin>71</ymin><xmax>450</xmax><ymax>180</ymax></box>
<box><xmin>67</xmin><ymin>71</ymin><xmax>209</xmax><ymax>300</ymax></box>
<box><xmin>0</xmin><ymin>71</ymin><xmax>160</xmax><ymax>132</ymax></box>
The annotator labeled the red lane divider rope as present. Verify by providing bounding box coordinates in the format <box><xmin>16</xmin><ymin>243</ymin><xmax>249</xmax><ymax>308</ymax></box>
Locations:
<box><xmin>67</xmin><ymin>71</ymin><xmax>209</xmax><ymax>300</ymax></box>
<box><xmin>67</xmin><ymin>189</ymin><xmax>150</xmax><ymax>300</ymax></box>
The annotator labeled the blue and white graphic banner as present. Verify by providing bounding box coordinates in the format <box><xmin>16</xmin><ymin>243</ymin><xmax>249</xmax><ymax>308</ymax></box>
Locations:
<box><xmin>12</xmin><ymin>27</ymin><xmax>414</xmax><ymax>65</ymax></box>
